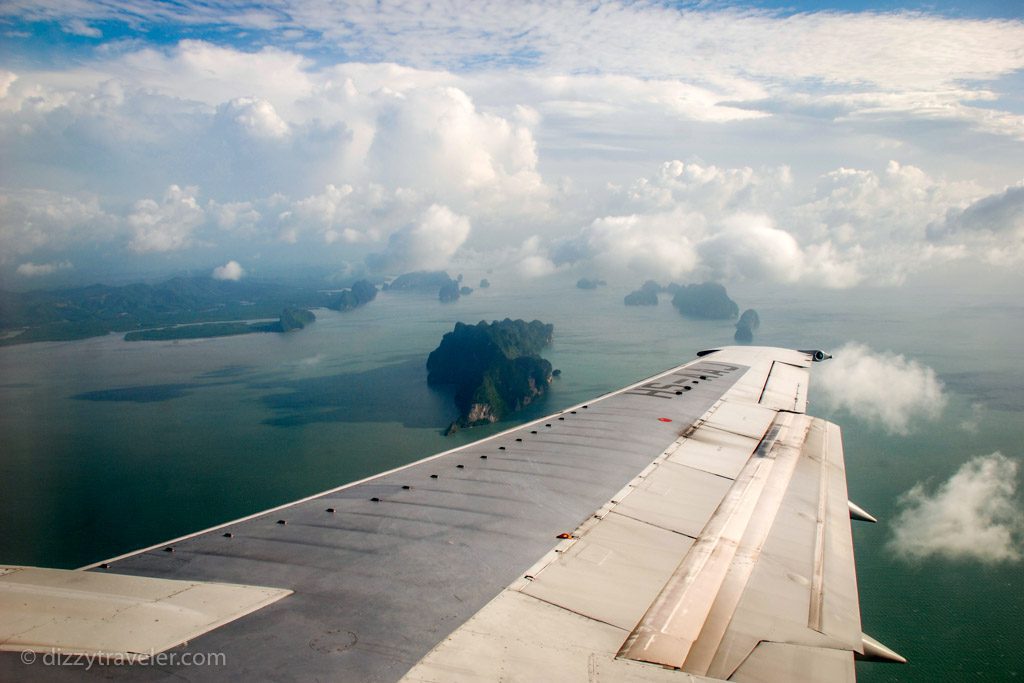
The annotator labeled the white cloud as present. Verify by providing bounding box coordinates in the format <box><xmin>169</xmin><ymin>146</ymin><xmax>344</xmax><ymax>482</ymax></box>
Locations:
<box><xmin>697</xmin><ymin>214</ymin><xmax>803</xmax><ymax>284</ymax></box>
<box><xmin>0</xmin><ymin>70</ymin><xmax>16</xmax><ymax>98</ymax></box>
<box><xmin>0</xmin><ymin>11</ymin><xmax>1020</xmax><ymax>282</ymax></box>
<box><xmin>20</xmin><ymin>2</ymin><xmax>1019</xmax><ymax>95</ymax></box>
<box><xmin>0</xmin><ymin>189</ymin><xmax>116</xmax><ymax>260</ymax></box>
<box><xmin>512</xmin><ymin>235</ymin><xmax>559</xmax><ymax>279</ymax></box>
<box><xmin>960</xmin><ymin>402</ymin><xmax>985</xmax><ymax>434</ymax></box>
<box><xmin>889</xmin><ymin>453</ymin><xmax>1024</xmax><ymax>564</ymax></box>
<box><xmin>535</xmin><ymin>158</ymin><xmax>995</xmax><ymax>288</ymax></box>
<box><xmin>623</xmin><ymin>160</ymin><xmax>793</xmax><ymax>214</ymax></box>
<box><xmin>929</xmin><ymin>184</ymin><xmax>1024</xmax><ymax>265</ymax></box>
<box><xmin>367</xmin><ymin>86</ymin><xmax>546</xmax><ymax>213</ymax></box>
<box><xmin>209</xmin><ymin>200</ymin><xmax>262</xmax><ymax>236</ymax></box>
<box><xmin>216</xmin><ymin>97</ymin><xmax>289</xmax><ymax>139</ymax></box>
<box><xmin>127</xmin><ymin>185</ymin><xmax>204</xmax><ymax>253</ymax></box>
<box><xmin>62</xmin><ymin>19</ymin><xmax>101</xmax><ymax>38</ymax></box>
<box><xmin>816</xmin><ymin>342</ymin><xmax>947</xmax><ymax>435</ymax></box>
<box><xmin>110</xmin><ymin>41</ymin><xmax>315</xmax><ymax>115</ymax></box>
<box><xmin>366</xmin><ymin>204</ymin><xmax>470</xmax><ymax>273</ymax></box>
<box><xmin>211</xmin><ymin>260</ymin><xmax>244</xmax><ymax>280</ymax></box>
<box><xmin>15</xmin><ymin>260</ymin><xmax>72</xmax><ymax>276</ymax></box>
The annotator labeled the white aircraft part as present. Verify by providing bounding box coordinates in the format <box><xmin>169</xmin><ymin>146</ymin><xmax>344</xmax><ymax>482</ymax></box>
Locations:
<box><xmin>731</xmin><ymin>642</ymin><xmax>855</xmax><ymax>683</ymax></box>
<box><xmin>2</xmin><ymin>346</ymin><xmax>882</xmax><ymax>682</ymax></box>
<box><xmin>701</xmin><ymin>400</ymin><xmax>777</xmax><ymax>439</ymax></box>
<box><xmin>759</xmin><ymin>361</ymin><xmax>809</xmax><ymax>413</ymax></box>
<box><xmin>667</xmin><ymin>425</ymin><xmax>760</xmax><ymax>480</ymax></box>
<box><xmin>0</xmin><ymin>566</ymin><xmax>290</xmax><ymax>657</ymax></box>
<box><xmin>402</xmin><ymin>347</ymin><xmax>866</xmax><ymax>682</ymax></box>
<box><xmin>520</xmin><ymin>512</ymin><xmax>695</xmax><ymax>631</ymax></box>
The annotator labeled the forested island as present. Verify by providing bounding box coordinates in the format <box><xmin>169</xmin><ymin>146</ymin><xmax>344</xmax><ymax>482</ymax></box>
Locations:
<box><xmin>734</xmin><ymin>309</ymin><xmax>761</xmax><ymax>343</ymax></box>
<box><xmin>671</xmin><ymin>282</ymin><xmax>739</xmax><ymax>319</ymax></box>
<box><xmin>330</xmin><ymin>279</ymin><xmax>377</xmax><ymax>311</ymax></box>
<box><xmin>624</xmin><ymin>280</ymin><xmax>662</xmax><ymax>306</ymax></box>
<box><xmin>427</xmin><ymin>319</ymin><xmax>555</xmax><ymax>432</ymax></box>
<box><xmin>124</xmin><ymin>307</ymin><xmax>316</xmax><ymax>341</ymax></box>
<box><xmin>384</xmin><ymin>270</ymin><xmax>466</xmax><ymax>303</ymax></box>
<box><xmin>0</xmin><ymin>276</ymin><xmax>377</xmax><ymax>345</ymax></box>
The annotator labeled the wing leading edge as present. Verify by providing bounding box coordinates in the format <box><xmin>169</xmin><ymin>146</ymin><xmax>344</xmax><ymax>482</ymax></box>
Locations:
<box><xmin>1</xmin><ymin>346</ymin><xmax>900</xmax><ymax>681</ymax></box>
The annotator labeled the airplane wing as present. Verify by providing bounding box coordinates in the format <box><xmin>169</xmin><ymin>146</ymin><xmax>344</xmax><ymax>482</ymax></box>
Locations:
<box><xmin>0</xmin><ymin>346</ymin><xmax>902</xmax><ymax>681</ymax></box>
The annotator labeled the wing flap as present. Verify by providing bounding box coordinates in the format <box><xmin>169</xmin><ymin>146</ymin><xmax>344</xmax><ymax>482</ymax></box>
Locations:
<box><xmin>759</xmin><ymin>361</ymin><xmax>809</xmax><ymax>413</ymax></box>
<box><xmin>666</xmin><ymin>425</ymin><xmax>761</xmax><ymax>479</ymax></box>
<box><xmin>702</xmin><ymin>418</ymin><xmax>862</xmax><ymax>679</ymax></box>
<box><xmin>519</xmin><ymin>513</ymin><xmax>695</xmax><ymax>631</ymax></box>
<box><xmin>0</xmin><ymin>566</ymin><xmax>290</xmax><ymax>657</ymax></box>
<box><xmin>730</xmin><ymin>642</ymin><xmax>855</xmax><ymax>683</ymax></box>
<box><xmin>613</xmin><ymin>461</ymin><xmax>734</xmax><ymax>537</ymax></box>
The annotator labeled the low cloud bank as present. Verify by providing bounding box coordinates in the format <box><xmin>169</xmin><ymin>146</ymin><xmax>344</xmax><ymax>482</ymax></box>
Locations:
<box><xmin>889</xmin><ymin>452</ymin><xmax>1024</xmax><ymax>564</ymax></box>
<box><xmin>212</xmin><ymin>260</ymin><xmax>244</xmax><ymax>281</ymax></box>
<box><xmin>16</xmin><ymin>260</ymin><xmax>72</xmax><ymax>276</ymax></box>
<box><xmin>815</xmin><ymin>342</ymin><xmax>946</xmax><ymax>435</ymax></box>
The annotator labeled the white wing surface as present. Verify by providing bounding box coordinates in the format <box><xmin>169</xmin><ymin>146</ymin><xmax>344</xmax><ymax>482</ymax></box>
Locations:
<box><xmin>1</xmin><ymin>347</ymin><xmax>900</xmax><ymax>681</ymax></box>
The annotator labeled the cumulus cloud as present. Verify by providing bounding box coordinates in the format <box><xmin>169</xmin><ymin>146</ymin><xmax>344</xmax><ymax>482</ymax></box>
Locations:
<box><xmin>889</xmin><ymin>453</ymin><xmax>1024</xmax><ymax>564</ymax></box>
<box><xmin>367</xmin><ymin>86</ymin><xmax>546</xmax><ymax>212</ymax></box>
<box><xmin>815</xmin><ymin>342</ymin><xmax>947</xmax><ymax>435</ymax></box>
<box><xmin>127</xmin><ymin>185</ymin><xmax>204</xmax><ymax>253</ymax></box>
<box><xmin>216</xmin><ymin>97</ymin><xmax>290</xmax><ymax>139</ymax></box>
<box><xmin>210</xmin><ymin>200</ymin><xmax>263</xmax><ymax>236</ymax></box>
<box><xmin>366</xmin><ymin>204</ymin><xmax>470</xmax><ymax>273</ymax></box>
<box><xmin>0</xmin><ymin>17</ymin><xmax>1021</xmax><ymax>281</ymax></box>
<box><xmin>0</xmin><ymin>189</ymin><xmax>116</xmax><ymax>260</ymax></box>
<box><xmin>536</xmin><ymin>158</ymin><xmax>994</xmax><ymax>288</ymax></box>
<box><xmin>936</xmin><ymin>184</ymin><xmax>1024</xmax><ymax>235</ymax></box>
<box><xmin>0</xmin><ymin>70</ymin><xmax>16</xmax><ymax>98</ymax></box>
<box><xmin>929</xmin><ymin>184</ymin><xmax>1024</xmax><ymax>265</ymax></box>
<box><xmin>697</xmin><ymin>214</ymin><xmax>803</xmax><ymax>283</ymax></box>
<box><xmin>16</xmin><ymin>260</ymin><xmax>72</xmax><ymax>276</ymax></box>
<box><xmin>512</xmin><ymin>235</ymin><xmax>559</xmax><ymax>279</ymax></box>
<box><xmin>623</xmin><ymin>160</ymin><xmax>793</xmax><ymax>215</ymax></box>
<box><xmin>552</xmin><ymin>212</ymin><xmax>701</xmax><ymax>282</ymax></box>
<box><xmin>211</xmin><ymin>260</ymin><xmax>244</xmax><ymax>280</ymax></box>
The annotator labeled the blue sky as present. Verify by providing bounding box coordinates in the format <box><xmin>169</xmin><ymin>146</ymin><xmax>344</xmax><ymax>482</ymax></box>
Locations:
<box><xmin>0</xmin><ymin>1</ymin><xmax>1022</xmax><ymax>288</ymax></box>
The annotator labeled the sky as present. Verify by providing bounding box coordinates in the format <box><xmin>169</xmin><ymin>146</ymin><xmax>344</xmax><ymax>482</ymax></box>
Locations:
<box><xmin>0</xmin><ymin>1</ymin><xmax>1023</xmax><ymax>289</ymax></box>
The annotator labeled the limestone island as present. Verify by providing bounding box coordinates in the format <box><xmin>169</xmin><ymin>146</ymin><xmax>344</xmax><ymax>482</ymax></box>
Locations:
<box><xmin>624</xmin><ymin>280</ymin><xmax>662</xmax><ymax>306</ymax></box>
<box><xmin>576</xmin><ymin>277</ymin><xmax>606</xmax><ymax>290</ymax></box>
<box><xmin>328</xmin><ymin>279</ymin><xmax>377</xmax><ymax>311</ymax></box>
<box><xmin>671</xmin><ymin>282</ymin><xmax>739</xmax><ymax>320</ymax></box>
<box><xmin>384</xmin><ymin>271</ymin><xmax>454</xmax><ymax>292</ymax></box>
<box><xmin>0</xmin><ymin>275</ymin><xmax>367</xmax><ymax>346</ymax></box>
<box><xmin>384</xmin><ymin>270</ymin><xmax>464</xmax><ymax>303</ymax></box>
<box><xmin>125</xmin><ymin>307</ymin><xmax>315</xmax><ymax>341</ymax></box>
<box><xmin>734</xmin><ymin>309</ymin><xmax>761</xmax><ymax>343</ymax></box>
<box><xmin>427</xmin><ymin>319</ymin><xmax>555</xmax><ymax>432</ymax></box>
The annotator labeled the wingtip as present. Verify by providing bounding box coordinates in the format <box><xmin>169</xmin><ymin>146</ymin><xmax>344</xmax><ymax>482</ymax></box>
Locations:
<box><xmin>857</xmin><ymin>634</ymin><xmax>907</xmax><ymax>664</ymax></box>
<box><xmin>798</xmin><ymin>349</ymin><xmax>833</xmax><ymax>362</ymax></box>
<box><xmin>849</xmin><ymin>500</ymin><xmax>878</xmax><ymax>523</ymax></box>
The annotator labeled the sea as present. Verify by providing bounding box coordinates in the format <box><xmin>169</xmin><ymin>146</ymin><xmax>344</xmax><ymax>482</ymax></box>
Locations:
<box><xmin>1</xmin><ymin>277</ymin><xmax>1021</xmax><ymax>682</ymax></box>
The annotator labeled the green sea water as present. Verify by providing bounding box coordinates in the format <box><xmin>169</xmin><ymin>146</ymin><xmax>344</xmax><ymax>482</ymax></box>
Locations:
<box><xmin>0</xmin><ymin>278</ymin><xmax>1021</xmax><ymax>681</ymax></box>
